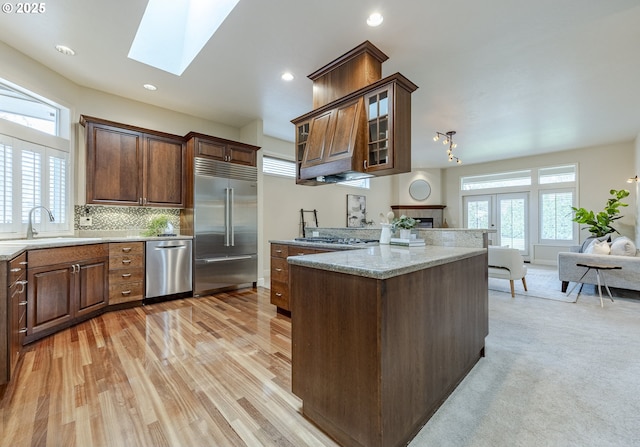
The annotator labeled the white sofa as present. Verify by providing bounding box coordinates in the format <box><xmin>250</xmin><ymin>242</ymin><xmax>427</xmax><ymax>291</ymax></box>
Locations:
<box><xmin>488</xmin><ymin>246</ymin><xmax>528</xmax><ymax>297</ymax></box>
<box><xmin>558</xmin><ymin>249</ymin><xmax>640</xmax><ymax>293</ymax></box>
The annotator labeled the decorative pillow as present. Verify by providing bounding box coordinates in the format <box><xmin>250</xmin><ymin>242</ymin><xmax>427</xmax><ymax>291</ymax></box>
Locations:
<box><xmin>580</xmin><ymin>235</ymin><xmax>610</xmax><ymax>253</ymax></box>
<box><xmin>610</xmin><ymin>236</ymin><xmax>637</xmax><ymax>256</ymax></box>
<box><xmin>584</xmin><ymin>239</ymin><xmax>611</xmax><ymax>255</ymax></box>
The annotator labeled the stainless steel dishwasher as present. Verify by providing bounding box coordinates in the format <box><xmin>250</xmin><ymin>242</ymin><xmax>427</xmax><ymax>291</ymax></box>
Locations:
<box><xmin>145</xmin><ymin>239</ymin><xmax>193</xmax><ymax>299</ymax></box>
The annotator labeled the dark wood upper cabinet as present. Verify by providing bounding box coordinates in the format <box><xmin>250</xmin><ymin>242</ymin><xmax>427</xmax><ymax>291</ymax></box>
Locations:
<box><xmin>144</xmin><ymin>134</ymin><xmax>185</xmax><ymax>207</ymax></box>
<box><xmin>185</xmin><ymin>132</ymin><xmax>259</xmax><ymax>167</ymax></box>
<box><xmin>82</xmin><ymin>116</ymin><xmax>185</xmax><ymax>208</ymax></box>
<box><xmin>292</xmin><ymin>42</ymin><xmax>417</xmax><ymax>184</ymax></box>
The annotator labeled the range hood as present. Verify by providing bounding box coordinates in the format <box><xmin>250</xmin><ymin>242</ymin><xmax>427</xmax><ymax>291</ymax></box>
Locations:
<box><xmin>298</xmin><ymin>96</ymin><xmax>368</xmax><ymax>181</ymax></box>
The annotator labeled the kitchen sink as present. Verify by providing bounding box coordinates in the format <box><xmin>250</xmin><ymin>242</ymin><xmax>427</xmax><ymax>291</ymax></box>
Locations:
<box><xmin>0</xmin><ymin>237</ymin><xmax>102</xmax><ymax>245</ymax></box>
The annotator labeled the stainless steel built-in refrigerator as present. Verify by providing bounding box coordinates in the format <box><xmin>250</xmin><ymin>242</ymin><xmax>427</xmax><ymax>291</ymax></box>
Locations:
<box><xmin>193</xmin><ymin>157</ymin><xmax>257</xmax><ymax>295</ymax></box>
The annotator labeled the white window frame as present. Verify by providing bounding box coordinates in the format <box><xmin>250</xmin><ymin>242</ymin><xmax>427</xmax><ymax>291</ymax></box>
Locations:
<box><xmin>0</xmin><ymin>77</ymin><xmax>70</xmax><ymax>139</ymax></box>
<box><xmin>0</xmin><ymin>133</ymin><xmax>72</xmax><ymax>237</ymax></box>
<box><xmin>538</xmin><ymin>188</ymin><xmax>578</xmax><ymax>245</ymax></box>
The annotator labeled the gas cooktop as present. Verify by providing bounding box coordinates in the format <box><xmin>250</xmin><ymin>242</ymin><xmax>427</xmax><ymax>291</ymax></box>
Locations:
<box><xmin>295</xmin><ymin>237</ymin><xmax>379</xmax><ymax>245</ymax></box>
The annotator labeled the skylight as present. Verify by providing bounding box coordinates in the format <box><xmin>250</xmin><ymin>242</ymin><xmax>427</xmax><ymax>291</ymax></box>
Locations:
<box><xmin>128</xmin><ymin>0</ymin><xmax>240</xmax><ymax>76</ymax></box>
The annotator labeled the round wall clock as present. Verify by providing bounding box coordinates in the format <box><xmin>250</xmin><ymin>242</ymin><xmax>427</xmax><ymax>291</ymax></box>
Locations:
<box><xmin>409</xmin><ymin>179</ymin><xmax>431</xmax><ymax>201</ymax></box>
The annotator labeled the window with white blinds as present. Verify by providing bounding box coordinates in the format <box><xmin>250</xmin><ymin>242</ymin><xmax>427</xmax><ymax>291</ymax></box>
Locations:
<box><xmin>0</xmin><ymin>134</ymin><xmax>70</xmax><ymax>235</ymax></box>
<box><xmin>262</xmin><ymin>155</ymin><xmax>370</xmax><ymax>189</ymax></box>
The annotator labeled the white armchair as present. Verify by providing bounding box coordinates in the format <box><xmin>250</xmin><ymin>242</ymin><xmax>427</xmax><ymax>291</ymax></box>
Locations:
<box><xmin>488</xmin><ymin>246</ymin><xmax>528</xmax><ymax>298</ymax></box>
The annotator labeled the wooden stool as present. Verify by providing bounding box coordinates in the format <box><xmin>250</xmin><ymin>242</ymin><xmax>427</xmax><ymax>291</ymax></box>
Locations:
<box><xmin>565</xmin><ymin>263</ymin><xmax>621</xmax><ymax>307</ymax></box>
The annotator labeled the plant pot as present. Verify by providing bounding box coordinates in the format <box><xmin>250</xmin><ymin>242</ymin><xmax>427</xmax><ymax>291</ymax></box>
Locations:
<box><xmin>399</xmin><ymin>229</ymin><xmax>411</xmax><ymax>240</ymax></box>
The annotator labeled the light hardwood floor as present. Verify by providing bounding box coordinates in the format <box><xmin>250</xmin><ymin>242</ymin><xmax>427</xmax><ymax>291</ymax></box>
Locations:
<box><xmin>0</xmin><ymin>288</ymin><xmax>339</xmax><ymax>447</ymax></box>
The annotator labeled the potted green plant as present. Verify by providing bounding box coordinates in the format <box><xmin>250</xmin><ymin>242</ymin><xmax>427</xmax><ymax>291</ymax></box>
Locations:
<box><xmin>391</xmin><ymin>215</ymin><xmax>420</xmax><ymax>239</ymax></box>
<box><xmin>571</xmin><ymin>189</ymin><xmax>630</xmax><ymax>238</ymax></box>
<box><xmin>142</xmin><ymin>215</ymin><xmax>172</xmax><ymax>237</ymax></box>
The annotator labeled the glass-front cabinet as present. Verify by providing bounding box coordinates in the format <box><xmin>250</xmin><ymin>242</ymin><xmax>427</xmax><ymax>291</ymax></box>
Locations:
<box><xmin>367</xmin><ymin>88</ymin><xmax>390</xmax><ymax>169</ymax></box>
<box><xmin>364</xmin><ymin>77</ymin><xmax>414</xmax><ymax>176</ymax></box>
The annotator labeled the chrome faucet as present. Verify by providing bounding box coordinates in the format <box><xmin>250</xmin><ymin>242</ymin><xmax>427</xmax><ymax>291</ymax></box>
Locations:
<box><xmin>26</xmin><ymin>206</ymin><xmax>55</xmax><ymax>239</ymax></box>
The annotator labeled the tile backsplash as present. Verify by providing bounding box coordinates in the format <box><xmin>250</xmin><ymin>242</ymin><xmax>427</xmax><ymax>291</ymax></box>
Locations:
<box><xmin>74</xmin><ymin>205</ymin><xmax>180</xmax><ymax>235</ymax></box>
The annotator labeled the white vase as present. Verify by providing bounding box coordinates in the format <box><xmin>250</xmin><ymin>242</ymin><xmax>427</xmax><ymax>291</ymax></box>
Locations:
<box><xmin>379</xmin><ymin>224</ymin><xmax>392</xmax><ymax>244</ymax></box>
<box><xmin>399</xmin><ymin>229</ymin><xmax>411</xmax><ymax>240</ymax></box>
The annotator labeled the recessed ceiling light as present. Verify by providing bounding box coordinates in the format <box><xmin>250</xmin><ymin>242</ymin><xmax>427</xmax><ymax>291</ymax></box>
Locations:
<box><xmin>55</xmin><ymin>45</ymin><xmax>75</xmax><ymax>56</ymax></box>
<box><xmin>281</xmin><ymin>72</ymin><xmax>294</xmax><ymax>81</ymax></box>
<box><xmin>143</xmin><ymin>84</ymin><xmax>158</xmax><ymax>91</ymax></box>
<box><xmin>366</xmin><ymin>12</ymin><xmax>383</xmax><ymax>27</ymax></box>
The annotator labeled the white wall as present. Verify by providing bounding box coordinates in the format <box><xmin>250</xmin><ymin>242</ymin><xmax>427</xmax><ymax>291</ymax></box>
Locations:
<box><xmin>635</xmin><ymin>134</ymin><xmax>640</xmax><ymax>247</ymax></box>
<box><xmin>443</xmin><ymin>141</ymin><xmax>637</xmax><ymax>263</ymax></box>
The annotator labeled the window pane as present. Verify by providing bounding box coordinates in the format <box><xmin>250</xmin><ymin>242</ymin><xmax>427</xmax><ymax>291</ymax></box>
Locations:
<box><xmin>0</xmin><ymin>81</ymin><xmax>58</xmax><ymax>136</ymax></box>
<box><xmin>461</xmin><ymin>170</ymin><xmax>531</xmax><ymax>190</ymax></box>
<box><xmin>21</xmin><ymin>149</ymin><xmax>42</xmax><ymax>223</ymax></box>
<box><xmin>539</xmin><ymin>165</ymin><xmax>576</xmax><ymax>184</ymax></box>
<box><xmin>338</xmin><ymin>178</ymin><xmax>369</xmax><ymax>189</ymax></box>
<box><xmin>263</xmin><ymin>156</ymin><xmax>296</xmax><ymax>178</ymax></box>
<box><xmin>0</xmin><ymin>140</ymin><xmax>12</xmax><ymax>224</ymax></box>
<box><xmin>49</xmin><ymin>154</ymin><xmax>67</xmax><ymax>223</ymax></box>
<box><xmin>541</xmin><ymin>191</ymin><xmax>574</xmax><ymax>241</ymax></box>
<box><xmin>499</xmin><ymin>197</ymin><xmax>526</xmax><ymax>250</ymax></box>
<box><xmin>467</xmin><ymin>200</ymin><xmax>489</xmax><ymax>228</ymax></box>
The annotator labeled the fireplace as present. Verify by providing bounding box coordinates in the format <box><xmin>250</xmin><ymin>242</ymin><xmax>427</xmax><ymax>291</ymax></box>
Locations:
<box><xmin>391</xmin><ymin>205</ymin><xmax>446</xmax><ymax>228</ymax></box>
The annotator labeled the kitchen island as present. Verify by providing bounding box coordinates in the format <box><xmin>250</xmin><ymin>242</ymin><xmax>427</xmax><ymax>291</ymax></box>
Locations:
<box><xmin>288</xmin><ymin>245</ymin><xmax>488</xmax><ymax>447</ymax></box>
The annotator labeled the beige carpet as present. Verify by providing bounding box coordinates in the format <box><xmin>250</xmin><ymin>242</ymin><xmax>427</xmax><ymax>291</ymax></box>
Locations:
<box><xmin>409</xmin><ymin>271</ymin><xmax>640</xmax><ymax>447</ymax></box>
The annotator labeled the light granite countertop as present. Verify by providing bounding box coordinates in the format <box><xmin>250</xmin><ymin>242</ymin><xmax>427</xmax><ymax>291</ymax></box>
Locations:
<box><xmin>287</xmin><ymin>244</ymin><xmax>486</xmax><ymax>280</ymax></box>
<box><xmin>0</xmin><ymin>235</ymin><xmax>192</xmax><ymax>261</ymax></box>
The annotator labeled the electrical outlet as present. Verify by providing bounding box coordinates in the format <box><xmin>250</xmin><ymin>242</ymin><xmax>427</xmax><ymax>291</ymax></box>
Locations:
<box><xmin>80</xmin><ymin>216</ymin><xmax>93</xmax><ymax>226</ymax></box>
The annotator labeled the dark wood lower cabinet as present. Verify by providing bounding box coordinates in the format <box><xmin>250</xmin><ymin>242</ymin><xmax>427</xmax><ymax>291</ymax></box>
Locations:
<box><xmin>26</xmin><ymin>244</ymin><xmax>108</xmax><ymax>344</ymax></box>
<box><xmin>290</xmin><ymin>253</ymin><xmax>488</xmax><ymax>447</ymax></box>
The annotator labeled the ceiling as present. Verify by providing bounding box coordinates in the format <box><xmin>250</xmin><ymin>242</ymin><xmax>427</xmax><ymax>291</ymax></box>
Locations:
<box><xmin>1</xmin><ymin>0</ymin><xmax>640</xmax><ymax>168</ymax></box>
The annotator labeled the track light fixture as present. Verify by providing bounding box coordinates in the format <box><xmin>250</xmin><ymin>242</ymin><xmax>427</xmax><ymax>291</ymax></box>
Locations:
<box><xmin>433</xmin><ymin>130</ymin><xmax>461</xmax><ymax>164</ymax></box>
<box><xmin>627</xmin><ymin>175</ymin><xmax>639</xmax><ymax>183</ymax></box>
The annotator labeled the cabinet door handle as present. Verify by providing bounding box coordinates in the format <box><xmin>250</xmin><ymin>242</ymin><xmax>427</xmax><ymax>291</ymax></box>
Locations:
<box><xmin>143</xmin><ymin>198</ymin><xmax>147</xmax><ymax>205</ymax></box>
<box><xmin>275</xmin><ymin>292</ymin><xmax>282</xmax><ymax>297</ymax></box>
<box><xmin>19</xmin><ymin>261</ymin><xmax>28</xmax><ymax>266</ymax></box>
<box><xmin>16</xmin><ymin>280</ymin><xmax>27</xmax><ymax>294</ymax></box>
<box><xmin>139</xmin><ymin>197</ymin><xmax>143</xmax><ymax>205</ymax></box>
<box><xmin>363</xmin><ymin>160</ymin><xmax>368</xmax><ymax>170</ymax></box>
<box><xmin>18</xmin><ymin>328</ymin><xmax>28</xmax><ymax>334</ymax></box>
<box><xmin>275</xmin><ymin>268</ymin><xmax>283</xmax><ymax>272</ymax></box>
<box><xmin>121</xmin><ymin>273</ymin><xmax>132</xmax><ymax>278</ymax></box>
<box><xmin>121</xmin><ymin>247</ymin><xmax>132</xmax><ymax>253</ymax></box>
<box><xmin>19</xmin><ymin>300</ymin><xmax>27</xmax><ymax>306</ymax></box>
<box><xmin>275</xmin><ymin>249</ymin><xmax>283</xmax><ymax>253</ymax></box>
<box><xmin>10</xmin><ymin>267</ymin><xmax>21</xmax><ymax>272</ymax></box>
<box><xmin>122</xmin><ymin>259</ymin><xmax>132</xmax><ymax>265</ymax></box>
<box><xmin>121</xmin><ymin>290</ymin><xmax>131</xmax><ymax>296</ymax></box>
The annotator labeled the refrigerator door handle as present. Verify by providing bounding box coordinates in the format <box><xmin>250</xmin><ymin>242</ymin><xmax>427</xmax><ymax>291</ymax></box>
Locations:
<box><xmin>229</xmin><ymin>187</ymin><xmax>235</xmax><ymax>246</ymax></box>
<box><xmin>201</xmin><ymin>255</ymin><xmax>253</xmax><ymax>263</ymax></box>
<box><xmin>225</xmin><ymin>187</ymin><xmax>231</xmax><ymax>246</ymax></box>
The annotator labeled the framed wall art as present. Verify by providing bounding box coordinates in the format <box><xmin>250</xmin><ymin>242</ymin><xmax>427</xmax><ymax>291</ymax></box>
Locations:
<box><xmin>346</xmin><ymin>194</ymin><xmax>367</xmax><ymax>227</ymax></box>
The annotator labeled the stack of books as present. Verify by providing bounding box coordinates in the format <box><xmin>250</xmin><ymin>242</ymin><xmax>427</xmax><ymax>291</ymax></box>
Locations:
<box><xmin>389</xmin><ymin>237</ymin><xmax>426</xmax><ymax>247</ymax></box>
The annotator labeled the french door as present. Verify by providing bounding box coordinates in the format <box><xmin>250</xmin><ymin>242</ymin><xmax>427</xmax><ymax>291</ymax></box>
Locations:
<box><xmin>464</xmin><ymin>193</ymin><xmax>529</xmax><ymax>254</ymax></box>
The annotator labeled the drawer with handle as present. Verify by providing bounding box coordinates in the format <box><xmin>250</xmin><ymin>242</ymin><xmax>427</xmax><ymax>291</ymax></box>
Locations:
<box><xmin>109</xmin><ymin>281</ymin><xmax>144</xmax><ymax>304</ymax></box>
